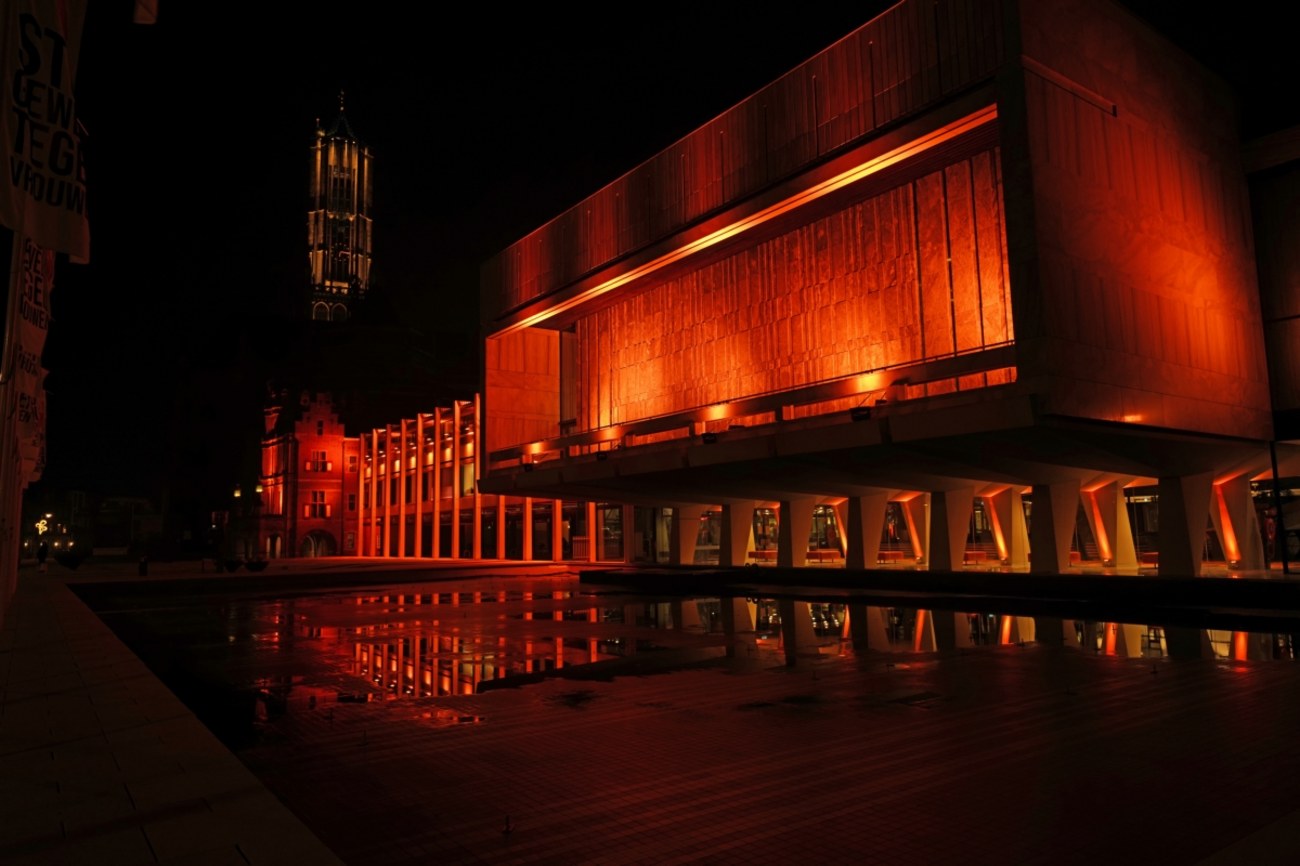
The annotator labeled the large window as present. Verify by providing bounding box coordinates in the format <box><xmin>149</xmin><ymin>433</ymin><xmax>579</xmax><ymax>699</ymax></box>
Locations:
<box><xmin>305</xmin><ymin>490</ymin><xmax>330</xmax><ymax>518</ymax></box>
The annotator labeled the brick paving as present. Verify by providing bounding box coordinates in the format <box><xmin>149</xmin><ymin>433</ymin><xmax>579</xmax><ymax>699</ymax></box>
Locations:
<box><xmin>3</xmin><ymin>558</ymin><xmax>1300</xmax><ymax>865</ymax></box>
<box><xmin>235</xmin><ymin>639</ymin><xmax>1300</xmax><ymax>865</ymax></box>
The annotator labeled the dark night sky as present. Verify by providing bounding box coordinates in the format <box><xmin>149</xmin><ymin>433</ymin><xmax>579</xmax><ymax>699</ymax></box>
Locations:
<box><xmin>34</xmin><ymin>2</ymin><xmax>1293</xmax><ymax>509</ymax></box>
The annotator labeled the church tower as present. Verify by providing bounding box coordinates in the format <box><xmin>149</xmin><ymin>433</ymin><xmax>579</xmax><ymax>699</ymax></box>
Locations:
<box><xmin>307</xmin><ymin>93</ymin><xmax>373</xmax><ymax>322</ymax></box>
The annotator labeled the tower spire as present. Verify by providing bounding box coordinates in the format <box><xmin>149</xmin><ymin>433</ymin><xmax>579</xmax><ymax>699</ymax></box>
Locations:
<box><xmin>307</xmin><ymin>95</ymin><xmax>372</xmax><ymax>322</ymax></box>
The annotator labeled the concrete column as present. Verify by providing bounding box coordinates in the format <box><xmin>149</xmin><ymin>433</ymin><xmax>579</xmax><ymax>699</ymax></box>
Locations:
<box><xmin>870</xmin><ymin>605</ymin><xmax>897</xmax><ymax>650</ymax></box>
<box><xmin>986</xmin><ymin>487</ymin><xmax>1029</xmax><ymax>568</ymax></box>
<box><xmin>899</xmin><ymin>495</ymin><xmax>929</xmax><ymax>565</ymax></box>
<box><xmin>1074</xmin><ymin>620</ymin><xmax>1099</xmax><ymax>651</ymax></box>
<box><xmin>1103</xmin><ymin>623</ymin><xmax>1147</xmax><ymax>658</ymax></box>
<box><xmin>1163</xmin><ymin>626</ymin><xmax>1211</xmax><ymax>660</ymax></box>
<box><xmin>623</xmin><ymin>504</ymin><xmax>636</xmax><ymax>563</ymax></box>
<box><xmin>669</xmin><ymin>504</ymin><xmax>708</xmax><ymax>565</ymax></box>
<box><xmin>496</xmin><ymin>497</ymin><xmax>506</xmax><ymax>560</ymax></box>
<box><xmin>778</xmin><ymin>599</ymin><xmax>819</xmax><ymax>664</ymax></box>
<box><xmin>1033</xmin><ymin>617</ymin><xmax>1071</xmax><ymax>648</ymax></box>
<box><xmin>451</xmin><ymin>403</ymin><xmax>462</xmax><ymax>559</ymax></box>
<box><xmin>928</xmin><ymin>488</ymin><xmax>975</xmax><ymax>571</ymax></box>
<box><xmin>1157</xmin><ymin>472</ymin><xmax>1214</xmax><ymax>577</ymax></box>
<box><xmin>1029</xmin><ymin>480</ymin><xmax>1081</xmax><ymax>574</ymax></box>
<box><xmin>913</xmin><ymin>609</ymin><xmax>938</xmax><ymax>652</ymax></box>
<box><xmin>397</xmin><ymin>419</ymin><xmax>408</xmax><ymax>558</ymax></box>
<box><xmin>950</xmin><ymin>613</ymin><xmax>976</xmax><ymax>649</ymax></box>
<box><xmin>777</xmin><ymin>498</ymin><xmax>817</xmax><ymax>568</ymax></box>
<box><xmin>359</xmin><ymin>432</ymin><xmax>371</xmax><ymax>557</ymax></box>
<box><xmin>381</xmin><ymin>425</ymin><xmax>393</xmax><ymax>557</ymax></box>
<box><xmin>996</xmin><ymin>615</ymin><xmax>1036</xmax><ymax>644</ymax></box>
<box><xmin>719</xmin><ymin>597</ymin><xmax>757</xmax><ymax>658</ymax></box>
<box><xmin>431</xmin><ymin>407</ymin><xmax>442</xmax><ymax>559</ymax></box>
<box><xmin>587</xmin><ymin>501</ymin><xmax>598</xmax><ymax>563</ymax></box>
<box><xmin>1083</xmin><ymin>480</ymin><xmax>1137</xmax><ymax>569</ymax></box>
<box><xmin>552</xmin><ymin>499</ymin><xmax>564</xmax><ymax>563</ymax></box>
<box><xmin>1210</xmin><ymin>474</ymin><xmax>1265</xmax><ymax>570</ymax></box>
<box><xmin>672</xmin><ymin>599</ymin><xmax>704</xmax><ymax>632</ymax></box>
<box><xmin>522</xmin><ymin>497</ymin><xmax>533</xmax><ymax>561</ymax></box>
<box><xmin>719</xmin><ymin>501</ymin><xmax>756</xmax><ymax>567</ymax></box>
<box><xmin>840</xmin><ymin>492</ymin><xmax>888</xmax><ymax>570</ymax></box>
<box><xmin>413</xmin><ymin>414</ymin><xmax>424</xmax><ymax>558</ymax></box>
<box><xmin>472</xmin><ymin>396</ymin><xmax>482</xmax><ymax>560</ymax></box>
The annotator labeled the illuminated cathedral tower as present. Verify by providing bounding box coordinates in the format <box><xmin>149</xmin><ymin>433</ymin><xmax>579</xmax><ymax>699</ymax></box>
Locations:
<box><xmin>307</xmin><ymin>93</ymin><xmax>373</xmax><ymax>322</ymax></box>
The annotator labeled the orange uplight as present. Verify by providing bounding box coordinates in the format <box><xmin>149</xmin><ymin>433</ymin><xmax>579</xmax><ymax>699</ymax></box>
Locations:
<box><xmin>502</xmin><ymin>105</ymin><xmax>999</xmax><ymax>334</ymax></box>
<box><xmin>999</xmin><ymin>615</ymin><xmax>1014</xmax><ymax>645</ymax></box>
<box><xmin>1213</xmin><ymin>484</ymin><xmax>1241</xmax><ymax>565</ymax></box>
<box><xmin>1231</xmin><ymin>631</ymin><xmax>1249</xmax><ymax>661</ymax></box>
<box><xmin>852</xmin><ymin>372</ymin><xmax>887</xmax><ymax>394</ymax></box>
<box><xmin>1085</xmin><ymin>491</ymin><xmax>1112</xmax><ymax>563</ymax></box>
<box><xmin>1104</xmin><ymin>623</ymin><xmax>1118</xmax><ymax>656</ymax></box>
<box><xmin>984</xmin><ymin>500</ymin><xmax>1008</xmax><ymax>562</ymax></box>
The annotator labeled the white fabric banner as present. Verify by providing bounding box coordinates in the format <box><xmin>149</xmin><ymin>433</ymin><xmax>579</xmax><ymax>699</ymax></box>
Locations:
<box><xmin>11</xmin><ymin>233</ymin><xmax>52</xmax><ymax>484</ymax></box>
<box><xmin>0</xmin><ymin>0</ymin><xmax>90</xmax><ymax>262</ymax></box>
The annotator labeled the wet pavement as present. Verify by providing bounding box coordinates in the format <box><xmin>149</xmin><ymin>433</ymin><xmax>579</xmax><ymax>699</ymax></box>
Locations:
<box><xmin>4</xmin><ymin>557</ymin><xmax>1300</xmax><ymax>864</ymax></box>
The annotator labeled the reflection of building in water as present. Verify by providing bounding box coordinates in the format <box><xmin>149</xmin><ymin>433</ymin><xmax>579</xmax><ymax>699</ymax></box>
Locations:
<box><xmin>478</xmin><ymin>0</ymin><xmax>1300</xmax><ymax>577</ymax></box>
<box><xmin>289</xmin><ymin>588</ymin><xmax>737</xmax><ymax>699</ymax></box>
<box><xmin>268</xmin><ymin>590</ymin><xmax>1295</xmax><ymax>707</ymax></box>
<box><xmin>738</xmin><ymin>599</ymin><xmax>1295</xmax><ymax>664</ymax></box>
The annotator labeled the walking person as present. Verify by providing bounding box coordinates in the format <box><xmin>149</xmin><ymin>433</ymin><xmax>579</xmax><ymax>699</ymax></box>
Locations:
<box><xmin>36</xmin><ymin>541</ymin><xmax>49</xmax><ymax>573</ymax></box>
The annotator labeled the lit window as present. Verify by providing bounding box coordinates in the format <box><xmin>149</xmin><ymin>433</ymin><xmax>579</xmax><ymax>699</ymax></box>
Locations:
<box><xmin>305</xmin><ymin>490</ymin><xmax>330</xmax><ymax>518</ymax></box>
<box><xmin>305</xmin><ymin>450</ymin><xmax>331</xmax><ymax>472</ymax></box>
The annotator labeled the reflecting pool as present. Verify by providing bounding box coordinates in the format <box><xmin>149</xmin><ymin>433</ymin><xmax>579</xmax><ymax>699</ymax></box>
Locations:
<box><xmin>75</xmin><ymin>572</ymin><xmax>1297</xmax><ymax>747</ymax></box>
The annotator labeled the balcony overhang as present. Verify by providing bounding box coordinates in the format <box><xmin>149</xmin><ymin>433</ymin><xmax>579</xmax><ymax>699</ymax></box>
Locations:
<box><xmin>481</xmin><ymin>389</ymin><xmax>1281</xmax><ymax>507</ymax></box>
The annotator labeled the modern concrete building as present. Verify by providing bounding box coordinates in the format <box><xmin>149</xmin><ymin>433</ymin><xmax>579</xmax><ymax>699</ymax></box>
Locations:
<box><xmin>479</xmin><ymin>0</ymin><xmax>1300</xmax><ymax>576</ymax></box>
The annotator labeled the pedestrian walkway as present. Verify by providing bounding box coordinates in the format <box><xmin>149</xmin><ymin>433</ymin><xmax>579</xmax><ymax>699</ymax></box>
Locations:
<box><xmin>0</xmin><ymin>562</ymin><xmax>344</xmax><ymax>865</ymax></box>
<box><xmin>4</xmin><ymin>556</ymin><xmax>1300</xmax><ymax>865</ymax></box>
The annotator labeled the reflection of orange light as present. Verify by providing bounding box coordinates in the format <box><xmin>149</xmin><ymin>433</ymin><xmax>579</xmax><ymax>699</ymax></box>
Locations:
<box><xmin>913</xmin><ymin>609</ymin><xmax>928</xmax><ymax>652</ymax></box>
<box><xmin>501</xmin><ymin>104</ymin><xmax>998</xmax><ymax>334</ymax></box>
<box><xmin>1086</xmin><ymin>490</ymin><xmax>1112</xmax><ymax>563</ymax></box>
<box><xmin>984</xmin><ymin>500</ymin><xmax>1008</xmax><ymax>561</ymax></box>
<box><xmin>1214</xmin><ymin>483</ymin><xmax>1240</xmax><ymax>564</ymax></box>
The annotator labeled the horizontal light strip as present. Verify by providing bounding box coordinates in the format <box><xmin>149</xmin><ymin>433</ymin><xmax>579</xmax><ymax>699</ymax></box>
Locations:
<box><xmin>501</xmin><ymin>104</ymin><xmax>999</xmax><ymax>334</ymax></box>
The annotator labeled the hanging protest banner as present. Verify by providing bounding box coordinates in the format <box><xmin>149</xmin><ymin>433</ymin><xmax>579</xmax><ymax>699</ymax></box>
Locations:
<box><xmin>1</xmin><ymin>0</ymin><xmax>87</xmax><ymax>387</ymax></box>
<box><xmin>1</xmin><ymin>0</ymin><xmax>90</xmax><ymax>260</ymax></box>
<box><xmin>11</xmin><ymin>233</ymin><xmax>53</xmax><ymax>484</ymax></box>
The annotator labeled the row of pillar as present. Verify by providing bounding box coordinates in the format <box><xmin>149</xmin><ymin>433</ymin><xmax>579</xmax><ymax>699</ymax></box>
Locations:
<box><xmin>667</xmin><ymin>472</ymin><xmax>1268</xmax><ymax>576</ymax></box>
<box><xmin>721</xmin><ymin>599</ymin><xmax>1281</xmax><ymax>662</ymax></box>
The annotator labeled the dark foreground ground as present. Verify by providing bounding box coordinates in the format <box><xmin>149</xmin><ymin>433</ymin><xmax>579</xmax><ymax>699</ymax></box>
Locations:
<box><xmin>3</xmin><ymin>557</ymin><xmax>1299</xmax><ymax>865</ymax></box>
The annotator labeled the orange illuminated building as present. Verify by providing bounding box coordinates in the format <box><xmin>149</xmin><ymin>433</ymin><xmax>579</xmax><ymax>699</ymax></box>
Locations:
<box><xmin>251</xmin><ymin>391</ymin><xmax>636</xmax><ymax>564</ymax></box>
<box><xmin>255</xmin><ymin>392</ymin><xmax>361</xmax><ymax>558</ymax></box>
<box><xmin>480</xmin><ymin>0</ymin><xmax>1300</xmax><ymax>575</ymax></box>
